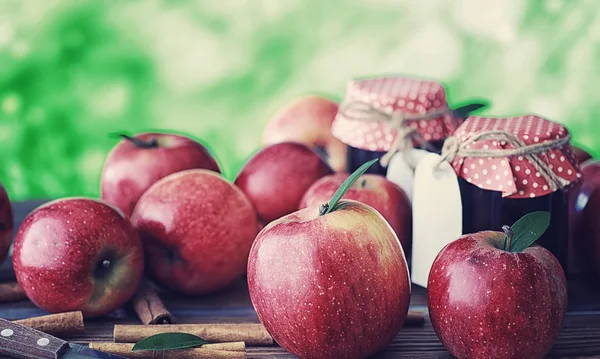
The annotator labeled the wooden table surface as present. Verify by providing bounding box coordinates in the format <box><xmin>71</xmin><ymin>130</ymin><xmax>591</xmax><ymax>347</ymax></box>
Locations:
<box><xmin>2</xmin><ymin>200</ymin><xmax>600</xmax><ymax>358</ymax></box>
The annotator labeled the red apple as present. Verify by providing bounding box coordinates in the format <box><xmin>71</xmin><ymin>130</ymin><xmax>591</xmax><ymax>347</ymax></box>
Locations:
<box><xmin>12</xmin><ymin>198</ymin><xmax>144</xmax><ymax>318</ymax></box>
<box><xmin>428</xmin><ymin>230</ymin><xmax>567</xmax><ymax>359</ymax></box>
<box><xmin>101</xmin><ymin>132</ymin><xmax>221</xmax><ymax>217</ymax></box>
<box><xmin>570</xmin><ymin>160</ymin><xmax>600</xmax><ymax>281</ymax></box>
<box><xmin>131</xmin><ymin>169</ymin><xmax>258</xmax><ymax>295</ymax></box>
<box><xmin>299</xmin><ymin>173</ymin><xmax>412</xmax><ymax>253</ymax></box>
<box><xmin>572</xmin><ymin>145</ymin><xmax>593</xmax><ymax>165</ymax></box>
<box><xmin>235</xmin><ymin>142</ymin><xmax>333</xmax><ymax>224</ymax></box>
<box><xmin>247</xmin><ymin>200</ymin><xmax>411</xmax><ymax>359</ymax></box>
<box><xmin>261</xmin><ymin>95</ymin><xmax>347</xmax><ymax>172</ymax></box>
<box><xmin>0</xmin><ymin>182</ymin><xmax>13</xmax><ymax>264</ymax></box>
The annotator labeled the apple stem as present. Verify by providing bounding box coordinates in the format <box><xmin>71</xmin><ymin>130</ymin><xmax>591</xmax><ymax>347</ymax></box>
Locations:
<box><xmin>502</xmin><ymin>225</ymin><xmax>513</xmax><ymax>251</ymax></box>
<box><xmin>102</xmin><ymin>260</ymin><xmax>111</xmax><ymax>268</ymax></box>
<box><xmin>319</xmin><ymin>204</ymin><xmax>329</xmax><ymax>216</ymax></box>
<box><xmin>119</xmin><ymin>134</ymin><xmax>159</xmax><ymax>149</ymax></box>
<box><xmin>360</xmin><ymin>179</ymin><xmax>367</xmax><ymax>188</ymax></box>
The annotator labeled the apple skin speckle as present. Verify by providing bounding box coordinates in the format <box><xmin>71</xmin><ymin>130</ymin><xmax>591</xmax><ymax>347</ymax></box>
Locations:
<box><xmin>234</xmin><ymin>142</ymin><xmax>333</xmax><ymax>224</ymax></box>
<box><xmin>299</xmin><ymin>173</ymin><xmax>412</xmax><ymax>254</ymax></box>
<box><xmin>261</xmin><ymin>95</ymin><xmax>346</xmax><ymax>172</ymax></box>
<box><xmin>131</xmin><ymin>169</ymin><xmax>259</xmax><ymax>295</ymax></box>
<box><xmin>12</xmin><ymin>197</ymin><xmax>144</xmax><ymax>318</ymax></box>
<box><xmin>247</xmin><ymin>200</ymin><xmax>411</xmax><ymax>359</ymax></box>
<box><xmin>427</xmin><ymin>231</ymin><xmax>568</xmax><ymax>359</ymax></box>
<box><xmin>0</xmin><ymin>183</ymin><xmax>13</xmax><ymax>264</ymax></box>
<box><xmin>101</xmin><ymin>132</ymin><xmax>221</xmax><ymax>217</ymax></box>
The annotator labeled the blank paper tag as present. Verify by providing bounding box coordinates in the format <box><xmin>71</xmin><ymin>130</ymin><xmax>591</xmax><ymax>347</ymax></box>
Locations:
<box><xmin>411</xmin><ymin>153</ymin><xmax>462</xmax><ymax>288</ymax></box>
<box><xmin>386</xmin><ymin>149</ymin><xmax>430</xmax><ymax>203</ymax></box>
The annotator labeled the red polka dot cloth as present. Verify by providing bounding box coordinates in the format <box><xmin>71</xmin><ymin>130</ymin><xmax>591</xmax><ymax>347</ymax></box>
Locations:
<box><xmin>449</xmin><ymin>115</ymin><xmax>581</xmax><ymax>199</ymax></box>
<box><xmin>331</xmin><ymin>76</ymin><xmax>460</xmax><ymax>152</ymax></box>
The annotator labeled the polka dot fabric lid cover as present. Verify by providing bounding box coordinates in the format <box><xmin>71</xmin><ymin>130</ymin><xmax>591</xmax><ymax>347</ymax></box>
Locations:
<box><xmin>451</xmin><ymin>115</ymin><xmax>581</xmax><ymax>199</ymax></box>
<box><xmin>331</xmin><ymin>76</ymin><xmax>460</xmax><ymax>152</ymax></box>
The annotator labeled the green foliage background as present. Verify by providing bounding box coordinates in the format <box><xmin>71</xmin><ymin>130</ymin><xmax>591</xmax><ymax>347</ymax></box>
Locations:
<box><xmin>1</xmin><ymin>0</ymin><xmax>599</xmax><ymax>201</ymax></box>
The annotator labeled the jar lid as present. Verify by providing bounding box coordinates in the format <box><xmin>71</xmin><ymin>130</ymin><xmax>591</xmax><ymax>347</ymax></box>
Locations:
<box><xmin>331</xmin><ymin>76</ymin><xmax>460</xmax><ymax>152</ymax></box>
<box><xmin>442</xmin><ymin>114</ymin><xmax>581</xmax><ymax>199</ymax></box>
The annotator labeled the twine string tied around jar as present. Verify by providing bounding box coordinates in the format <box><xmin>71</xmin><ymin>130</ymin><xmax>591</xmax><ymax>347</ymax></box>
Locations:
<box><xmin>438</xmin><ymin>130</ymin><xmax>571</xmax><ymax>192</ymax></box>
<box><xmin>338</xmin><ymin>100</ymin><xmax>451</xmax><ymax>167</ymax></box>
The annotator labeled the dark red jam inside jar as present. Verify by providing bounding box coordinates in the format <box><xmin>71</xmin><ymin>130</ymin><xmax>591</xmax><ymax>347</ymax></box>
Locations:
<box><xmin>346</xmin><ymin>146</ymin><xmax>387</xmax><ymax>175</ymax></box>
<box><xmin>458</xmin><ymin>178</ymin><xmax>571</xmax><ymax>272</ymax></box>
<box><xmin>346</xmin><ymin>140</ymin><xmax>446</xmax><ymax>174</ymax></box>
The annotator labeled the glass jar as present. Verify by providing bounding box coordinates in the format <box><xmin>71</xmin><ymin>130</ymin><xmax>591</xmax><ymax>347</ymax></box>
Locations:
<box><xmin>346</xmin><ymin>141</ymin><xmax>446</xmax><ymax>175</ymax></box>
<box><xmin>447</xmin><ymin>114</ymin><xmax>581</xmax><ymax>273</ymax></box>
<box><xmin>331</xmin><ymin>75</ymin><xmax>464</xmax><ymax>175</ymax></box>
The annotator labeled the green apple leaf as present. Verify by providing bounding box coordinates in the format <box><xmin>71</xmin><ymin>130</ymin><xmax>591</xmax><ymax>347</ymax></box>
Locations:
<box><xmin>452</xmin><ymin>101</ymin><xmax>489</xmax><ymax>119</ymax></box>
<box><xmin>131</xmin><ymin>332</ymin><xmax>208</xmax><ymax>351</ymax></box>
<box><xmin>506</xmin><ymin>211</ymin><xmax>551</xmax><ymax>252</ymax></box>
<box><xmin>320</xmin><ymin>158</ymin><xmax>378</xmax><ymax>215</ymax></box>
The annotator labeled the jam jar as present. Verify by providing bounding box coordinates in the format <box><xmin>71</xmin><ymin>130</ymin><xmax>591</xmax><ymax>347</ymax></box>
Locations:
<box><xmin>446</xmin><ymin>115</ymin><xmax>581</xmax><ymax>272</ymax></box>
<box><xmin>331</xmin><ymin>75</ymin><xmax>470</xmax><ymax>175</ymax></box>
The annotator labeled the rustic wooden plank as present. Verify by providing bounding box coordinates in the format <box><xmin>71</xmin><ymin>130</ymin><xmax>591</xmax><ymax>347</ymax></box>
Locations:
<box><xmin>3</xmin><ymin>283</ymin><xmax>600</xmax><ymax>358</ymax></box>
<box><xmin>2</xmin><ymin>310</ymin><xmax>599</xmax><ymax>358</ymax></box>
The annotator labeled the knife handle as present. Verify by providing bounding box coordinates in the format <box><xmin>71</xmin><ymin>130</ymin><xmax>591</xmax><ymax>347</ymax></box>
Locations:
<box><xmin>0</xmin><ymin>317</ymin><xmax>68</xmax><ymax>359</ymax></box>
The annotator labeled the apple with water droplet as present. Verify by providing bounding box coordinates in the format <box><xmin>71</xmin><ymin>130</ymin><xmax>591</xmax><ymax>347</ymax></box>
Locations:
<box><xmin>12</xmin><ymin>198</ymin><xmax>144</xmax><ymax>318</ymax></box>
<box><xmin>0</xmin><ymin>182</ymin><xmax>13</xmax><ymax>264</ymax></box>
<box><xmin>247</xmin><ymin>160</ymin><xmax>411</xmax><ymax>359</ymax></box>
<box><xmin>101</xmin><ymin>132</ymin><xmax>221</xmax><ymax>217</ymax></box>
<box><xmin>427</xmin><ymin>212</ymin><xmax>567</xmax><ymax>359</ymax></box>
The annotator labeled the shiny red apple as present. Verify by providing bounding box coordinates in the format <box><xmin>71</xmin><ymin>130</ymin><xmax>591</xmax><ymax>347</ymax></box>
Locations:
<box><xmin>0</xmin><ymin>182</ymin><xmax>13</xmax><ymax>264</ymax></box>
<box><xmin>261</xmin><ymin>95</ymin><xmax>347</xmax><ymax>172</ymax></box>
<box><xmin>235</xmin><ymin>142</ymin><xmax>333</xmax><ymax>225</ymax></box>
<box><xmin>12</xmin><ymin>198</ymin><xmax>144</xmax><ymax>318</ymax></box>
<box><xmin>248</xmin><ymin>200</ymin><xmax>411</xmax><ymax>359</ymax></box>
<box><xmin>101</xmin><ymin>132</ymin><xmax>221</xmax><ymax>217</ymax></box>
<box><xmin>428</xmin><ymin>230</ymin><xmax>567</xmax><ymax>359</ymax></box>
<box><xmin>570</xmin><ymin>160</ymin><xmax>600</xmax><ymax>281</ymax></box>
<box><xmin>131</xmin><ymin>169</ymin><xmax>258</xmax><ymax>295</ymax></box>
<box><xmin>299</xmin><ymin>173</ymin><xmax>412</xmax><ymax>253</ymax></box>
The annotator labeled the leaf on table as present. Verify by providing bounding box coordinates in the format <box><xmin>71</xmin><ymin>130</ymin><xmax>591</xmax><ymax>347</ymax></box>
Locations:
<box><xmin>131</xmin><ymin>332</ymin><xmax>208</xmax><ymax>351</ymax></box>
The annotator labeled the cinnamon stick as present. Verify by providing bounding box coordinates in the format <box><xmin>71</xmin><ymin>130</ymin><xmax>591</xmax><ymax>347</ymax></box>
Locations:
<box><xmin>114</xmin><ymin>324</ymin><xmax>273</xmax><ymax>346</ymax></box>
<box><xmin>14</xmin><ymin>311</ymin><xmax>85</xmax><ymax>336</ymax></box>
<box><xmin>89</xmin><ymin>343</ymin><xmax>245</xmax><ymax>359</ymax></box>
<box><xmin>405</xmin><ymin>310</ymin><xmax>425</xmax><ymax>326</ymax></box>
<box><xmin>0</xmin><ymin>282</ymin><xmax>27</xmax><ymax>303</ymax></box>
<box><xmin>196</xmin><ymin>342</ymin><xmax>245</xmax><ymax>351</ymax></box>
<box><xmin>132</xmin><ymin>279</ymin><xmax>175</xmax><ymax>325</ymax></box>
<box><xmin>91</xmin><ymin>342</ymin><xmax>244</xmax><ymax>352</ymax></box>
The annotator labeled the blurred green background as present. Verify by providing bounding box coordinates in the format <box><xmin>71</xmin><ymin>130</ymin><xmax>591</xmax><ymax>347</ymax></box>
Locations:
<box><xmin>0</xmin><ymin>0</ymin><xmax>599</xmax><ymax>201</ymax></box>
